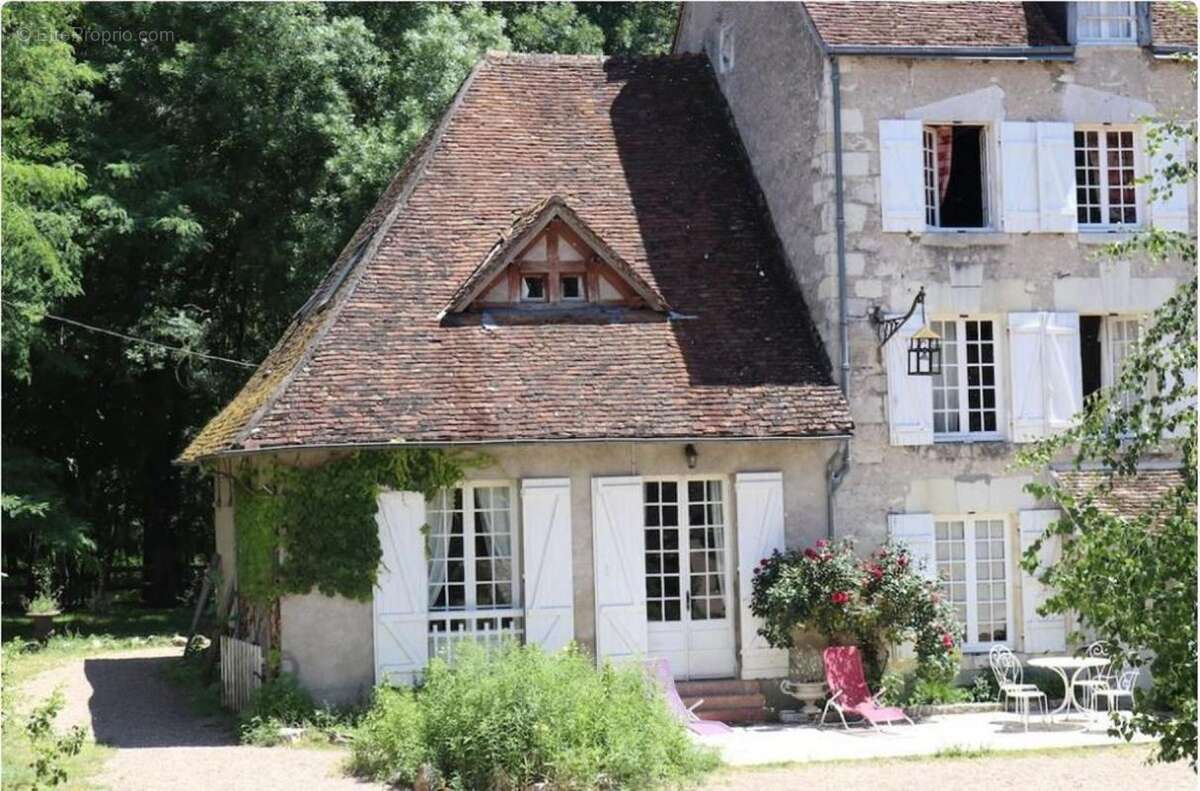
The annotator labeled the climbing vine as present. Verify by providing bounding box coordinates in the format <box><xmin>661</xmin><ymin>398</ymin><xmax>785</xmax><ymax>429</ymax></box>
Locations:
<box><xmin>230</xmin><ymin>449</ymin><xmax>479</xmax><ymax>605</ymax></box>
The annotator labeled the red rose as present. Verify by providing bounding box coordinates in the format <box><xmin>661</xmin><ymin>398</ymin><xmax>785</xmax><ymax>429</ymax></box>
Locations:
<box><xmin>816</xmin><ymin>539</ymin><xmax>829</xmax><ymax>549</ymax></box>
<box><xmin>941</xmin><ymin>633</ymin><xmax>954</xmax><ymax>648</ymax></box>
<box><xmin>897</xmin><ymin>554</ymin><xmax>909</xmax><ymax>568</ymax></box>
<box><xmin>760</xmin><ymin>558</ymin><xmax>769</xmax><ymax>567</ymax></box>
<box><xmin>831</xmin><ymin>591</ymin><xmax>849</xmax><ymax>605</ymax></box>
<box><xmin>804</xmin><ymin>548</ymin><xmax>819</xmax><ymax>560</ymax></box>
<box><xmin>869</xmin><ymin>564</ymin><xmax>884</xmax><ymax>580</ymax></box>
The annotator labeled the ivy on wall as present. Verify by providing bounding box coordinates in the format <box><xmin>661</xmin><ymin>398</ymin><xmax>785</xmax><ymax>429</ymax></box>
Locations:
<box><xmin>229</xmin><ymin>449</ymin><xmax>476</xmax><ymax>605</ymax></box>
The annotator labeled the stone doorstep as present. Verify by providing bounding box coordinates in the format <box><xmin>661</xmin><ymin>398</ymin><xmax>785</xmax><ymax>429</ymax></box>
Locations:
<box><xmin>683</xmin><ymin>693</ymin><xmax>766</xmax><ymax>711</ymax></box>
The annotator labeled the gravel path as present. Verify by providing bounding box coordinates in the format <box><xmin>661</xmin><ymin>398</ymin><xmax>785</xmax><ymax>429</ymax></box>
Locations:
<box><xmin>22</xmin><ymin>646</ymin><xmax>382</xmax><ymax>791</ymax></box>
<box><xmin>704</xmin><ymin>746</ymin><xmax>1195</xmax><ymax>791</ymax></box>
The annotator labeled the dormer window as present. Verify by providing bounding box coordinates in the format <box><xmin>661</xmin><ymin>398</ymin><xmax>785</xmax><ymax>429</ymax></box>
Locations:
<box><xmin>520</xmin><ymin>275</ymin><xmax>547</xmax><ymax>302</ymax></box>
<box><xmin>445</xmin><ymin>196</ymin><xmax>669</xmax><ymax>316</ymax></box>
<box><xmin>1077</xmin><ymin>1</ymin><xmax>1136</xmax><ymax>44</ymax></box>
<box><xmin>560</xmin><ymin>275</ymin><xmax>584</xmax><ymax>301</ymax></box>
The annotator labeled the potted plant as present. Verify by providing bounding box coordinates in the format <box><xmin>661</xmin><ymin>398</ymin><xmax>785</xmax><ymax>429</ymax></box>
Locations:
<box><xmin>750</xmin><ymin>538</ymin><xmax>961</xmax><ymax>688</ymax></box>
<box><xmin>26</xmin><ymin>567</ymin><xmax>62</xmax><ymax>642</ymax></box>
<box><xmin>780</xmin><ymin>647</ymin><xmax>827</xmax><ymax>720</ymax></box>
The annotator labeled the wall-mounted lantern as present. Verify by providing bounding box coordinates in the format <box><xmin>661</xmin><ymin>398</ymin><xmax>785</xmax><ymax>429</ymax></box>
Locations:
<box><xmin>870</xmin><ymin>287</ymin><xmax>942</xmax><ymax>377</ymax></box>
<box><xmin>684</xmin><ymin>443</ymin><xmax>699</xmax><ymax>469</ymax></box>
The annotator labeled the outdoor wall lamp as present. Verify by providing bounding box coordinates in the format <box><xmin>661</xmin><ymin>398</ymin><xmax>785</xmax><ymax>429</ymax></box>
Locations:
<box><xmin>870</xmin><ymin>286</ymin><xmax>942</xmax><ymax>377</ymax></box>
<box><xmin>684</xmin><ymin>443</ymin><xmax>698</xmax><ymax>469</ymax></box>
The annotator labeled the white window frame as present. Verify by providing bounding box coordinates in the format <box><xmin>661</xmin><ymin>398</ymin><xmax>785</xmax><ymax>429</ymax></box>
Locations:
<box><xmin>559</xmin><ymin>274</ymin><xmax>585</xmax><ymax>302</ymax></box>
<box><xmin>641</xmin><ymin>475</ymin><xmax>733</xmax><ymax>626</ymax></box>
<box><xmin>1074</xmin><ymin>125</ymin><xmax>1144</xmax><ymax>231</ymax></box>
<box><xmin>426</xmin><ymin>480</ymin><xmax>521</xmax><ymax>613</ymax></box>
<box><xmin>520</xmin><ymin>275</ymin><xmax>548</xmax><ymax>303</ymax></box>
<box><xmin>1076</xmin><ymin>1</ymin><xmax>1137</xmax><ymax>44</ymax></box>
<box><xmin>930</xmin><ymin>315</ymin><xmax>1006</xmax><ymax>442</ymax></box>
<box><xmin>921</xmin><ymin>122</ymin><xmax>996</xmax><ymax>232</ymax></box>
<box><xmin>935</xmin><ymin>514</ymin><xmax>1014</xmax><ymax>654</ymax></box>
<box><xmin>718</xmin><ymin>24</ymin><xmax>735</xmax><ymax>74</ymax></box>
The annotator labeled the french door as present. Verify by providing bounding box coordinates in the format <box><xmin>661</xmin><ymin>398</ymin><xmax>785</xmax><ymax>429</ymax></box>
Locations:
<box><xmin>643</xmin><ymin>478</ymin><xmax>736</xmax><ymax>679</ymax></box>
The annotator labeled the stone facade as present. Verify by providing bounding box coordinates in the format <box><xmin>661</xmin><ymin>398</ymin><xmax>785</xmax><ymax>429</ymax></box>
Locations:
<box><xmin>677</xmin><ymin>3</ymin><xmax>1195</xmax><ymax>656</ymax></box>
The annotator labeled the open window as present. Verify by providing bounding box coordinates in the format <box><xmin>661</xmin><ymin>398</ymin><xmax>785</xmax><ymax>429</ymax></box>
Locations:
<box><xmin>923</xmin><ymin>125</ymin><xmax>989</xmax><ymax>229</ymax></box>
<box><xmin>1080</xmin><ymin>314</ymin><xmax>1142</xmax><ymax>405</ymax></box>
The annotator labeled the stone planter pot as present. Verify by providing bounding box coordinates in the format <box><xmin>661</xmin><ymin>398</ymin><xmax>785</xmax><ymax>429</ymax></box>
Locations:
<box><xmin>780</xmin><ymin>679</ymin><xmax>828</xmax><ymax>720</ymax></box>
<box><xmin>29</xmin><ymin>611</ymin><xmax>60</xmax><ymax>642</ymax></box>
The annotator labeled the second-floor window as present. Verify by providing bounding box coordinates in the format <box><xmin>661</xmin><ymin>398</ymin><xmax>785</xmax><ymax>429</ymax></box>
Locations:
<box><xmin>923</xmin><ymin>124</ymin><xmax>989</xmax><ymax>229</ymax></box>
<box><xmin>1075</xmin><ymin>127</ymin><xmax>1139</xmax><ymax>227</ymax></box>
<box><xmin>931</xmin><ymin>318</ymin><xmax>1000</xmax><ymax>438</ymax></box>
<box><xmin>1077</xmin><ymin>1</ymin><xmax>1137</xmax><ymax>43</ymax></box>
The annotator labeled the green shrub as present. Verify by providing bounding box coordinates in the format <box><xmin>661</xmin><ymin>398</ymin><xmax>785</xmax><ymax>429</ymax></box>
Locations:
<box><xmin>238</xmin><ymin>673</ymin><xmax>315</xmax><ymax>744</ymax></box>
<box><xmin>348</xmin><ymin>686</ymin><xmax>427</xmax><ymax>786</ymax></box>
<box><xmin>351</xmin><ymin>642</ymin><xmax>719</xmax><ymax>790</ymax></box>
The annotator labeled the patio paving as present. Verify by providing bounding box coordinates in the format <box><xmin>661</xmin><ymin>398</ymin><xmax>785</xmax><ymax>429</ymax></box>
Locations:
<box><xmin>696</xmin><ymin>711</ymin><xmax>1149</xmax><ymax>765</ymax></box>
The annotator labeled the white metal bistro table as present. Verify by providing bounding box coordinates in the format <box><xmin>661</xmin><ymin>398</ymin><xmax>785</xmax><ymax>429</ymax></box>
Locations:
<box><xmin>1027</xmin><ymin>656</ymin><xmax>1109</xmax><ymax>718</ymax></box>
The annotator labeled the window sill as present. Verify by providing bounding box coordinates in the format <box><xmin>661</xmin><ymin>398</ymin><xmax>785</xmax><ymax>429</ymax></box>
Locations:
<box><xmin>933</xmin><ymin>434</ymin><xmax>1007</xmax><ymax>444</ymax></box>
<box><xmin>920</xmin><ymin>231</ymin><xmax>1010</xmax><ymax>248</ymax></box>
<box><xmin>1078</xmin><ymin>230</ymin><xmax>1140</xmax><ymax>246</ymax></box>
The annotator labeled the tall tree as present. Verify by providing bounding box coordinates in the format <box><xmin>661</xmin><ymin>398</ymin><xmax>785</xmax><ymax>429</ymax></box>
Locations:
<box><xmin>1019</xmin><ymin>109</ymin><xmax>1197</xmax><ymax>763</ymax></box>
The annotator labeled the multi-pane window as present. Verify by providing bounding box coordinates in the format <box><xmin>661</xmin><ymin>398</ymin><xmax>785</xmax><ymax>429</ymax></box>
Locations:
<box><xmin>644</xmin><ymin>479</ymin><xmax>728</xmax><ymax>624</ymax></box>
<box><xmin>923</xmin><ymin>128</ymin><xmax>939</xmax><ymax>227</ymax></box>
<box><xmin>931</xmin><ymin>318</ymin><xmax>999</xmax><ymax>438</ymax></box>
<box><xmin>1075</xmin><ymin>128</ymin><xmax>1139</xmax><ymax>227</ymax></box>
<box><xmin>936</xmin><ymin>518</ymin><xmax>1009</xmax><ymax>648</ymax></box>
<box><xmin>427</xmin><ymin>485</ymin><xmax>516</xmax><ymax>611</ymax></box>
<box><xmin>644</xmin><ymin>481</ymin><xmax>682</xmax><ymax>623</ymax></box>
<box><xmin>1076</xmin><ymin>1</ymin><xmax>1136</xmax><ymax>43</ymax></box>
<box><xmin>686</xmin><ymin>481</ymin><xmax>727</xmax><ymax>621</ymax></box>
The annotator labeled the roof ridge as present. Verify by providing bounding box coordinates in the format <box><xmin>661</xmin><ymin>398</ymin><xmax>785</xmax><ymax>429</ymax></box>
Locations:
<box><xmin>484</xmin><ymin>49</ymin><xmax>709</xmax><ymax>66</ymax></box>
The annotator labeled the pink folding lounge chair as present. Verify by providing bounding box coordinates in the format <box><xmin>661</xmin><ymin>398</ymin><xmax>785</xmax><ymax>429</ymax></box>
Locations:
<box><xmin>819</xmin><ymin>646</ymin><xmax>914</xmax><ymax>730</ymax></box>
<box><xmin>646</xmin><ymin>658</ymin><xmax>733</xmax><ymax>736</ymax></box>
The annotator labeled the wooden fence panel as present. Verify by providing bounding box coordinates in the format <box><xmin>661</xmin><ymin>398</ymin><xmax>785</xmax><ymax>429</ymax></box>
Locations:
<box><xmin>220</xmin><ymin>635</ymin><xmax>263</xmax><ymax>712</ymax></box>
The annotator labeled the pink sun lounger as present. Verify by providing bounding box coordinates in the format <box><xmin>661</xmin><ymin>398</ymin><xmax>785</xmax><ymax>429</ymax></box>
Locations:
<box><xmin>646</xmin><ymin>658</ymin><xmax>734</xmax><ymax>736</ymax></box>
<box><xmin>820</xmin><ymin>645</ymin><xmax>914</xmax><ymax>729</ymax></box>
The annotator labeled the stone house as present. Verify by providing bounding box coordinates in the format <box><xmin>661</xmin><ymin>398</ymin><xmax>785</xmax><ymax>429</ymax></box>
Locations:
<box><xmin>180</xmin><ymin>53</ymin><xmax>853</xmax><ymax>708</ymax></box>
<box><xmin>674</xmin><ymin>2</ymin><xmax>1195</xmax><ymax>660</ymax></box>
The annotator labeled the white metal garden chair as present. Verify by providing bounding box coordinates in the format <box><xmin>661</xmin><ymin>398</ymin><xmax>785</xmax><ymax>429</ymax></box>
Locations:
<box><xmin>988</xmin><ymin>645</ymin><xmax>1038</xmax><ymax>710</ymax></box>
<box><xmin>1092</xmin><ymin>667</ymin><xmax>1139</xmax><ymax>717</ymax></box>
<box><xmin>1073</xmin><ymin>641</ymin><xmax>1115</xmax><ymax>711</ymax></box>
<box><xmin>990</xmin><ymin>646</ymin><xmax>1050</xmax><ymax>732</ymax></box>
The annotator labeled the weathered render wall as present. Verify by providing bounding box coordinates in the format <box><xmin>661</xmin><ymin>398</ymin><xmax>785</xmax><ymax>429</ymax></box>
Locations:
<box><xmin>258</xmin><ymin>438</ymin><xmax>837</xmax><ymax>704</ymax></box>
<box><xmin>677</xmin><ymin>7</ymin><xmax>1195</xmax><ymax>656</ymax></box>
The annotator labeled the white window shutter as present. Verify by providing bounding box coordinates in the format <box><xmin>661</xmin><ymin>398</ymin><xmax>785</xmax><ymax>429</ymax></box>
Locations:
<box><xmin>1150</xmin><ymin>127</ymin><xmax>1191</xmax><ymax>232</ymax></box>
<box><xmin>885</xmin><ymin>312</ymin><xmax>934</xmax><ymax>446</ymax></box>
<box><xmin>373</xmin><ymin>491</ymin><xmax>429</xmax><ymax>686</ymax></box>
<box><xmin>879</xmin><ymin>120</ymin><xmax>925</xmax><ymax>232</ymax></box>
<box><xmin>1044</xmin><ymin>313</ymin><xmax>1083</xmax><ymax>434</ymax></box>
<box><xmin>735</xmin><ymin>472</ymin><xmax>789</xmax><ymax>679</ymax></box>
<box><xmin>1019</xmin><ymin>509</ymin><xmax>1067</xmax><ymax>654</ymax></box>
<box><xmin>591</xmin><ymin>476</ymin><xmax>647</xmax><ymax>664</ymax></box>
<box><xmin>1000</xmin><ymin>122</ymin><xmax>1040</xmax><ymax>233</ymax></box>
<box><xmin>521</xmin><ymin>478</ymin><xmax>574</xmax><ymax>654</ymax></box>
<box><xmin>1036</xmin><ymin>122</ymin><xmax>1079</xmax><ymax>233</ymax></box>
<box><xmin>1009</xmin><ymin>312</ymin><xmax>1049</xmax><ymax>442</ymax></box>
<box><xmin>887</xmin><ymin>513</ymin><xmax>937</xmax><ymax>582</ymax></box>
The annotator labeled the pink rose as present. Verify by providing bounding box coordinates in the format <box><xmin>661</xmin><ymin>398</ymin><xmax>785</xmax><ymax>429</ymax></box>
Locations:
<box><xmin>831</xmin><ymin>591</ymin><xmax>849</xmax><ymax>605</ymax></box>
<box><xmin>816</xmin><ymin>539</ymin><xmax>829</xmax><ymax>549</ymax></box>
<box><xmin>941</xmin><ymin>633</ymin><xmax>954</xmax><ymax>649</ymax></box>
<box><xmin>804</xmin><ymin>548</ymin><xmax>819</xmax><ymax>560</ymax></box>
<box><xmin>897</xmin><ymin>554</ymin><xmax>909</xmax><ymax>568</ymax></box>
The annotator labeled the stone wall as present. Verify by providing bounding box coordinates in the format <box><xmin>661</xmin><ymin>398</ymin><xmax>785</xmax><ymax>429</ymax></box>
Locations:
<box><xmin>676</xmin><ymin>4</ymin><xmax>1195</xmax><ymax>653</ymax></box>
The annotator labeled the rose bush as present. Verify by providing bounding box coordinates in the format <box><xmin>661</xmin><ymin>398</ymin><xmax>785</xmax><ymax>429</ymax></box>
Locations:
<box><xmin>750</xmin><ymin>538</ymin><xmax>960</xmax><ymax>683</ymax></box>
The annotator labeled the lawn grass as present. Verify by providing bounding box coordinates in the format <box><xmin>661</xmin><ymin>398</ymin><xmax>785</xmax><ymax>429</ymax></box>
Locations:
<box><xmin>2</xmin><ymin>609</ymin><xmax>189</xmax><ymax>790</ymax></box>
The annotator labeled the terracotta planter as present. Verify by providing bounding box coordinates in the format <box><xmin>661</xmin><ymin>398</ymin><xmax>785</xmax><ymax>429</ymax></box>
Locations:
<box><xmin>29</xmin><ymin>611</ymin><xmax>60</xmax><ymax>642</ymax></box>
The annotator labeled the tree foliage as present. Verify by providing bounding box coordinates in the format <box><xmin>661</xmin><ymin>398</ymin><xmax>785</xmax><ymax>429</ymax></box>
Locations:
<box><xmin>1018</xmin><ymin>94</ymin><xmax>1197</xmax><ymax>764</ymax></box>
<box><xmin>0</xmin><ymin>2</ymin><xmax>680</xmax><ymax>606</ymax></box>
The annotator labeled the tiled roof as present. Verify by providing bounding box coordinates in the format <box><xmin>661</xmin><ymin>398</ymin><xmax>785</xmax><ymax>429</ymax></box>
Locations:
<box><xmin>1151</xmin><ymin>3</ymin><xmax>1198</xmax><ymax>49</ymax></box>
<box><xmin>180</xmin><ymin>53</ymin><xmax>851</xmax><ymax>462</ymax></box>
<box><xmin>803</xmin><ymin>2</ymin><xmax>1066</xmax><ymax>49</ymax></box>
<box><xmin>1054</xmin><ymin>468</ymin><xmax>1190</xmax><ymax>521</ymax></box>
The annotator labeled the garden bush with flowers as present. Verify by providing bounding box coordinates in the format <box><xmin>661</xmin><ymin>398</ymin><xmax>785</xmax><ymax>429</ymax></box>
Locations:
<box><xmin>749</xmin><ymin>538</ymin><xmax>961</xmax><ymax>685</ymax></box>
